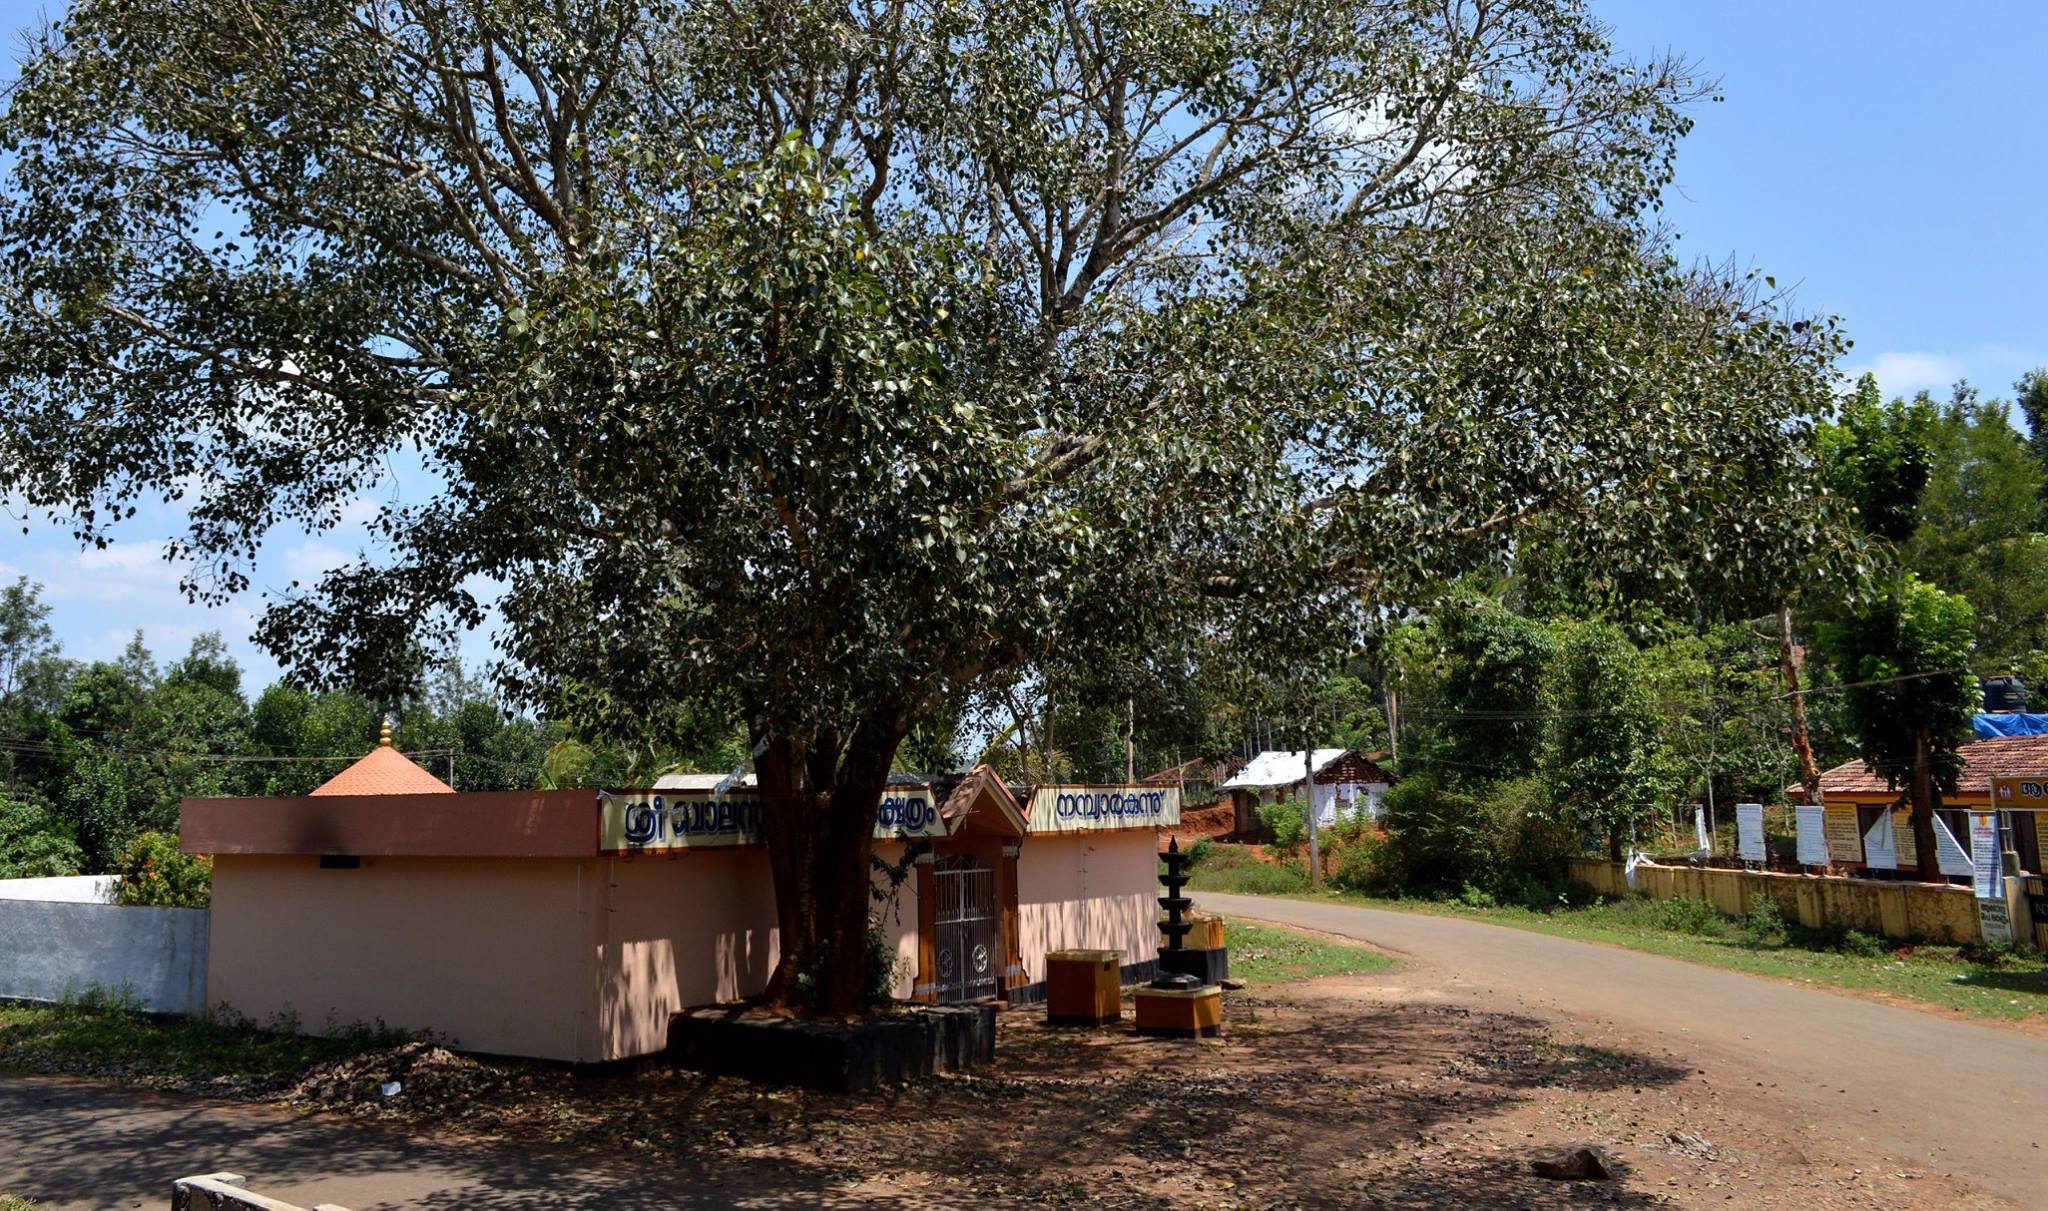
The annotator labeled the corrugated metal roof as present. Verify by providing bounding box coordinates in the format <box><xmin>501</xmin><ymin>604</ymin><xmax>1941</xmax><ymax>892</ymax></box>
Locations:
<box><xmin>1217</xmin><ymin>749</ymin><xmax>1353</xmax><ymax>791</ymax></box>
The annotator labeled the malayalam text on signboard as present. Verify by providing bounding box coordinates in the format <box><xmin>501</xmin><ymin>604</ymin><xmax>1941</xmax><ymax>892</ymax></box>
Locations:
<box><xmin>1026</xmin><ymin>785</ymin><xmax>1181</xmax><ymax>833</ymax></box>
<box><xmin>600</xmin><ymin>785</ymin><xmax>942</xmax><ymax>854</ymax></box>
<box><xmin>600</xmin><ymin>790</ymin><xmax>765</xmax><ymax>853</ymax></box>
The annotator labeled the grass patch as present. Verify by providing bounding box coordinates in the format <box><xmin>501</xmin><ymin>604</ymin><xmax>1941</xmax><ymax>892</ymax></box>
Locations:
<box><xmin>1185</xmin><ymin>844</ymin><xmax>1311</xmax><ymax>896</ymax></box>
<box><xmin>1</xmin><ymin>1197</ymin><xmax>37</xmax><ymax>1210</ymax></box>
<box><xmin>0</xmin><ymin>988</ymin><xmax>418</xmax><ymax>1089</ymax></box>
<box><xmin>1218</xmin><ymin>919</ymin><xmax>1397</xmax><ymax>986</ymax></box>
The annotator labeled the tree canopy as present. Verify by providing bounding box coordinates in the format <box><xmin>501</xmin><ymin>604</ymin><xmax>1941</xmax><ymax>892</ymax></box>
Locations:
<box><xmin>0</xmin><ymin>0</ymin><xmax>1847</xmax><ymax>1009</ymax></box>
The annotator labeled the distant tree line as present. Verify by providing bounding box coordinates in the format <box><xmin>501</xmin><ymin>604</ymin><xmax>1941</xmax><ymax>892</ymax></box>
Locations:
<box><xmin>0</xmin><ymin>578</ymin><xmax>745</xmax><ymax>876</ymax></box>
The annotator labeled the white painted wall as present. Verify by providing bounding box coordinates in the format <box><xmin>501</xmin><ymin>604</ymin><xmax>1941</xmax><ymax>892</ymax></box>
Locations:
<box><xmin>0</xmin><ymin>897</ymin><xmax>207</xmax><ymax>1014</ymax></box>
<box><xmin>0</xmin><ymin>875</ymin><xmax>117</xmax><ymax>904</ymax></box>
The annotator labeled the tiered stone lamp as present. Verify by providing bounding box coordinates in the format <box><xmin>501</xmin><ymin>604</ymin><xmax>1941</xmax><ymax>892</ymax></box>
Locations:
<box><xmin>1133</xmin><ymin>837</ymin><xmax>1223</xmax><ymax>1038</ymax></box>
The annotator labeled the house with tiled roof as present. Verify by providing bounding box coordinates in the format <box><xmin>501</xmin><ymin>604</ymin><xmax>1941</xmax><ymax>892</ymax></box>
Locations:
<box><xmin>1812</xmin><ymin>735</ymin><xmax>2048</xmax><ymax>874</ymax></box>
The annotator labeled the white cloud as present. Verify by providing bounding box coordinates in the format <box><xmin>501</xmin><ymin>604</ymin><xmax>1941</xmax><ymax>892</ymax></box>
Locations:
<box><xmin>279</xmin><ymin>539</ymin><xmax>356</xmax><ymax>587</ymax></box>
<box><xmin>1842</xmin><ymin>351</ymin><xmax>1967</xmax><ymax>401</ymax></box>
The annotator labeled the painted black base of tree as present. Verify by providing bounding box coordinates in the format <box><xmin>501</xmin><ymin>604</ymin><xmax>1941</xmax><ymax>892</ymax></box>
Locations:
<box><xmin>666</xmin><ymin>1004</ymin><xmax>994</xmax><ymax>1093</ymax></box>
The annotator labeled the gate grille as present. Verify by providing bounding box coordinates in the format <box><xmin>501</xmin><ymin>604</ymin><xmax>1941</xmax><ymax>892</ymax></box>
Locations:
<box><xmin>932</xmin><ymin>858</ymin><xmax>999</xmax><ymax>1003</ymax></box>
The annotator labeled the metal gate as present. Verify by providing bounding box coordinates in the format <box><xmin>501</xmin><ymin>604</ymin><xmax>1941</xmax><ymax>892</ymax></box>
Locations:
<box><xmin>932</xmin><ymin>857</ymin><xmax>999</xmax><ymax>1003</ymax></box>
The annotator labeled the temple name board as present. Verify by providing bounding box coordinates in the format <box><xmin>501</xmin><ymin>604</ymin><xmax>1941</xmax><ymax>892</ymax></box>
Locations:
<box><xmin>599</xmin><ymin>786</ymin><xmax>942</xmax><ymax>854</ymax></box>
<box><xmin>1026</xmin><ymin>785</ymin><xmax>1180</xmax><ymax>833</ymax></box>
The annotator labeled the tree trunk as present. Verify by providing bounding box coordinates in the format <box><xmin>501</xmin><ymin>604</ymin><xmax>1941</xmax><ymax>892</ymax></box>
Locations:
<box><xmin>1909</xmin><ymin>725</ymin><xmax>1941</xmax><ymax>883</ymax></box>
<box><xmin>1777</xmin><ymin>605</ymin><xmax>1821</xmax><ymax>805</ymax></box>
<box><xmin>754</xmin><ymin>709</ymin><xmax>907</xmax><ymax>1016</ymax></box>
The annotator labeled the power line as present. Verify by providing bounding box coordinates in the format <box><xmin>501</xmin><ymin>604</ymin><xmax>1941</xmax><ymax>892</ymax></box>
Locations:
<box><xmin>0</xmin><ymin>737</ymin><xmax>458</xmax><ymax>766</ymax></box>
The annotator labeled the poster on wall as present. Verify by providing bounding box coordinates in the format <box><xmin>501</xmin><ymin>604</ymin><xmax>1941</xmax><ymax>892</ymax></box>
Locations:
<box><xmin>1026</xmin><ymin>785</ymin><xmax>1181</xmax><ymax>833</ymax></box>
<box><xmin>1824</xmin><ymin>806</ymin><xmax>1863</xmax><ymax>864</ymax></box>
<box><xmin>1795</xmin><ymin>806</ymin><xmax>1829</xmax><ymax>866</ymax></box>
<box><xmin>1978</xmin><ymin>897</ymin><xmax>2015</xmax><ymax>946</ymax></box>
<box><xmin>1892</xmin><ymin>809</ymin><xmax>1919</xmax><ymax>869</ymax></box>
<box><xmin>1969</xmin><ymin>811</ymin><xmax>2002</xmax><ymax>899</ymax></box>
<box><xmin>1862</xmin><ymin>809</ymin><xmax>1898</xmax><ymax>870</ymax></box>
<box><xmin>1735</xmin><ymin>803</ymin><xmax>1766</xmax><ymax>863</ymax></box>
<box><xmin>1932</xmin><ymin>814</ymin><xmax>1974</xmax><ymax>878</ymax></box>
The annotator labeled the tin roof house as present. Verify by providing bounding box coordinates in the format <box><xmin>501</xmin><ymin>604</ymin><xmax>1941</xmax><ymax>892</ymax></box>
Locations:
<box><xmin>1216</xmin><ymin>749</ymin><xmax>1397</xmax><ymax>840</ymax></box>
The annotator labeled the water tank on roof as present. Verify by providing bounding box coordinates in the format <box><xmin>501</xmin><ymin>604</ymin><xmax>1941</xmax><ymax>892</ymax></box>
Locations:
<box><xmin>1983</xmin><ymin>675</ymin><xmax>2027</xmax><ymax>713</ymax></box>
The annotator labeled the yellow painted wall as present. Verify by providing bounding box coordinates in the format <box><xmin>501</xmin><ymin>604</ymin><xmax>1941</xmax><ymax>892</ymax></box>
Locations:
<box><xmin>1567</xmin><ymin>858</ymin><xmax>1983</xmax><ymax>945</ymax></box>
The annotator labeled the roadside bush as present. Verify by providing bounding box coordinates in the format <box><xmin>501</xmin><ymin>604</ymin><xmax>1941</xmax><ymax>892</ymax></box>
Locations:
<box><xmin>112</xmin><ymin>832</ymin><xmax>211</xmax><ymax>908</ymax></box>
<box><xmin>1647</xmin><ymin>896</ymin><xmax>1729</xmax><ymax>937</ymax></box>
<box><xmin>1740</xmin><ymin>894</ymin><xmax>1789</xmax><ymax>945</ymax></box>
<box><xmin>1325</xmin><ymin>824</ymin><xmax>1392</xmax><ymax>895</ymax></box>
<box><xmin>0</xmin><ymin>794</ymin><xmax>84</xmax><ymax>879</ymax></box>
<box><xmin>1838</xmin><ymin>930</ymin><xmax>1885</xmax><ymax>959</ymax></box>
<box><xmin>1378</xmin><ymin>772</ymin><xmax>1574</xmax><ymax>903</ymax></box>
<box><xmin>1257</xmin><ymin>798</ymin><xmax>1309</xmax><ymax>850</ymax></box>
<box><xmin>1186</xmin><ymin>836</ymin><xmax>1215</xmax><ymax>867</ymax></box>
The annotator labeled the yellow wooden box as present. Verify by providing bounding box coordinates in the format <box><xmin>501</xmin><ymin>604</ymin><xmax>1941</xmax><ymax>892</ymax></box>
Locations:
<box><xmin>1044</xmin><ymin>949</ymin><xmax>1123</xmax><ymax>1025</ymax></box>
<box><xmin>1133</xmin><ymin>984</ymin><xmax>1222</xmax><ymax>1038</ymax></box>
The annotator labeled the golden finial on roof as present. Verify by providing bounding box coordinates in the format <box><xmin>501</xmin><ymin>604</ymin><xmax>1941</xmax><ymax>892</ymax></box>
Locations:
<box><xmin>379</xmin><ymin>717</ymin><xmax>394</xmax><ymax>748</ymax></box>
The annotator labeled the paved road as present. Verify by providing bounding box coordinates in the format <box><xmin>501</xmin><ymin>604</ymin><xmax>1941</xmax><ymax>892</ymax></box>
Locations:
<box><xmin>1195</xmin><ymin>891</ymin><xmax>2048</xmax><ymax>1205</ymax></box>
<box><xmin>0</xmin><ymin>1076</ymin><xmax>825</xmax><ymax>1210</ymax></box>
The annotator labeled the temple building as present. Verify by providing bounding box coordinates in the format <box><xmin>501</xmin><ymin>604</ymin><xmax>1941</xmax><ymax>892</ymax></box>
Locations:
<box><xmin>180</xmin><ymin>729</ymin><xmax>1177</xmax><ymax>1062</ymax></box>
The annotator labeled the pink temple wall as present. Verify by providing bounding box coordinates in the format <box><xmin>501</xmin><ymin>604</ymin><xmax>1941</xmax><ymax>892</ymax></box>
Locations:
<box><xmin>207</xmin><ymin>855</ymin><xmax>596</xmax><ymax>1061</ymax></box>
<box><xmin>210</xmin><ymin>844</ymin><xmax>928</xmax><ymax>1063</ymax></box>
<box><xmin>1015</xmin><ymin>830</ymin><xmax>1159</xmax><ymax>982</ymax></box>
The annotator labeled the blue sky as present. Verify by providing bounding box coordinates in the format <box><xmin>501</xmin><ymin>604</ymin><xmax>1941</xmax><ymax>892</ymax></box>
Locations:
<box><xmin>3</xmin><ymin>1</ymin><xmax>2045</xmax><ymax>690</ymax></box>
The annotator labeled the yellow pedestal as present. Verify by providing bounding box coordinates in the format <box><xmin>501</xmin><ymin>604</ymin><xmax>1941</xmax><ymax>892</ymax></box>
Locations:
<box><xmin>1133</xmin><ymin>984</ymin><xmax>1222</xmax><ymax>1038</ymax></box>
<box><xmin>1160</xmin><ymin>915</ymin><xmax>1226</xmax><ymax>951</ymax></box>
<box><xmin>1045</xmin><ymin>949</ymin><xmax>1123</xmax><ymax>1025</ymax></box>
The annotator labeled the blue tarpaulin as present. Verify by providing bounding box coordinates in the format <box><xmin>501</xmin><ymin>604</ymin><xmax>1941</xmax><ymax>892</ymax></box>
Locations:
<box><xmin>1973</xmin><ymin>713</ymin><xmax>2048</xmax><ymax>738</ymax></box>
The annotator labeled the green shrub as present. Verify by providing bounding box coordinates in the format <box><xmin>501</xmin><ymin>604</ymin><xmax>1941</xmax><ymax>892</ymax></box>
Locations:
<box><xmin>112</xmin><ymin>832</ymin><xmax>211</xmax><ymax>908</ymax></box>
<box><xmin>0</xmin><ymin>795</ymin><xmax>84</xmax><ymax>879</ymax></box>
<box><xmin>1185</xmin><ymin>836</ymin><xmax>1215</xmax><ymax>867</ymax></box>
<box><xmin>1456</xmin><ymin>883</ymin><xmax>1498</xmax><ymax>909</ymax></box>
<box><xmin>1740</xmin><ymin>894</ymin><xmax>1789</xmax><ymax>945</ymax></box>
<box><xmin>1838</xmin><ymin>929</ymin><xmax>1885</xmax><ymax>958</ymax></box>
<box><xmin>1378</xmin><ymin>772</ymin><xmax>1572</xmax><ymax>901</ymax></box>
<box><xmin>1647</xmin><ymin>896</ymin><xmax>1729</xmax><ymax>937</ymax></box>
<box><xmin>1326</xmin><ymin>825</ymin><xmax>1392</xmax><ymax>895</ymax></box>
<box><xmin>1257</xmin><ymin>798</ymin><xmax>1309</xmax><ymax>850</ymax></box>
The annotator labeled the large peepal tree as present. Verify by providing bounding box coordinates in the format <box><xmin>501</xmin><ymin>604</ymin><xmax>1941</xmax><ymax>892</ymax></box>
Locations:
<box><xmin>0</xmin><ymin>0</ymin><xmax>1843</xmax><ymax>1012</ymax></box>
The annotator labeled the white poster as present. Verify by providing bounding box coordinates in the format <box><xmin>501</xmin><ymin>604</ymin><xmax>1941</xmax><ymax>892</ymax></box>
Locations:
<box><xmin>1735</xmin><ymin>803</ymin><xmax>1766</xmax><ymax>863</ymax></box>
<box><xmin>1970</xmin><ymin>811</ymin><xmax>2002</xmax><ymax>900</ymax></box>
<box><xmin>1979</xmin><ymin>897</ymin><xmax>2014</xmax><ymax>946</ymax></box>
<box><xmin>1862</xmin><ymin>810</ymin><xmax>1898</xmax><ymax>870</ymax></box>
<box><xmin>1932</xmin><ymin>813</ymin><xmax>1974</xmax><ymax>878</ymax></box>
<box><xmin>1026</xmin><ymin>785</ymin><xmax>1181</xmax><ymax>833</ymax></box>
<box><xmin>1795</xmin><ymin>805</ymin><xmax>1830</xmax><ymax>866</ymax></box>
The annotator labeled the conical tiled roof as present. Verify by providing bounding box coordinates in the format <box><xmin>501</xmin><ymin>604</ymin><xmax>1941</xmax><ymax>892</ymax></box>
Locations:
<box><xmin>310</xmin><ymin>720</ymin><xmax>455</xmax><ymax>797</ymax></box>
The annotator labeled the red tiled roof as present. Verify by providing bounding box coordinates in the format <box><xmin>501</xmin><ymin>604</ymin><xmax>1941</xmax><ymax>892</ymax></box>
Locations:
<box><xmin>1816</xmin><ymin>734</ymin><xmax>2048</xmax><ymax>800</ymax></box>
<box><xmin>311</xmin><ymin>727</ymin><xmax>455</xmax><ymax>797</ymax></box>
